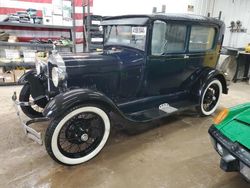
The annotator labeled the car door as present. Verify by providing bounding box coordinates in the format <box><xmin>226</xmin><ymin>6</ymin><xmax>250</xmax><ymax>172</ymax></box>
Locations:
<box><xmin>118</xmin><ymin>49</ymin><xmax>145</xmax><ymax>100</ymax></box>
<box><xmin>145</xmin><ymin>20</ymin><xmax>189</xmax><ymax>96</ymax></box>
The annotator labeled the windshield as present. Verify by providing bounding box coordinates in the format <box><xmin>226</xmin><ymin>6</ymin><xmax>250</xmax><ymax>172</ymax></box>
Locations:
<box><xmin>104</xmin><ymin>25</ymin><xmax>147</xmax><ymax>51</ymax></box>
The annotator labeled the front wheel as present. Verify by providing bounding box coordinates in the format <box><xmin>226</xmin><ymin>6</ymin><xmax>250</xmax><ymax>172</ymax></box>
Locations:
<box><xmin>45</xmin><ymin>105</ymin><xmax>111</xmax><ymax>165</ymax></box>
<box><xmin>197</xmin><ymin>79</ymin><xmax>222</xmax><ymax>116</ymax></box>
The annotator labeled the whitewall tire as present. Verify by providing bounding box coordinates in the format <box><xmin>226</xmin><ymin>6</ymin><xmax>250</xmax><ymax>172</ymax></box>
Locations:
<box><xmin>198</xmin><ymin>79</ymin><xmax>222</xmax><ymax>116</ymax></box>
<box><xmin>45</xmin><ymin>105</ymin><xmax>110</xmax><ymax>165</ymax></box>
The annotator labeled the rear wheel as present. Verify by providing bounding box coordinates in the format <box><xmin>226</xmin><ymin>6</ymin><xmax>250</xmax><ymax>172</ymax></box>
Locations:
<box><xmin>45</xmin><ymin>105</ymin><xmax>110</xmax><ymax>165</ymax></box>
<box><xmin>19</xmin><ymin>83</ymin><xmax>47</xmax><ymax>118</ymax></box>
<box><xmin>197</xmin><ymin>79</ymin><xmax>222</xmax><ymax>116</ymax></box>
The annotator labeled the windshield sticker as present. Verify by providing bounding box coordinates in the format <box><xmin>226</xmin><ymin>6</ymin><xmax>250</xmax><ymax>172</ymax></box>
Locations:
<box><xmin>132</xmin><ymin>27</ymin><xmax>147</xmax><ymax>35</ymax></box>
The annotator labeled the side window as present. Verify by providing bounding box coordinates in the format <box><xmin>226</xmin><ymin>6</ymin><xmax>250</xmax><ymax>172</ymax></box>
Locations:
<box><xmin>151</xmin><ymin>21</ymin><xmax>167</xmax><ymax>55</ymax></box>
<box><xmin>189</xmin><ymin>26</ymin><xmax>215</xmax><ymax>51</ymax></box>
<box><xmin>151</xmin><ymin>21</ymin><xmax>187</xmax><ymax>55</ymax></box>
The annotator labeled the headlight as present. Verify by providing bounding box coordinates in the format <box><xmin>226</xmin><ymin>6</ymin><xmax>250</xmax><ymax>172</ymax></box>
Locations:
<box><xmin>217</xmin><ymin>143</ymin><xmax>224</xmax><ymax>156</ymax></box>
<box><xmin>51</xmin><ymin>67</ymin><xmax>66</xmax><ymax>87</ymax></box>
<box><xmin>35</xmin><ymin>62</ymin><xmax>41</xmax><ymax>75</ymax></box>
<box><xmin>52</xmin><ymin>67</ymin><xmax>59</xmax><ymax>87</ymax></box>
<box><xmin>213</xmin><ymin>108</ymin><xmax>229</xmax><ymax>125</ymax></box>
<box><xmin>35</xmin><ymin>61</ymin><xmax>46</xmax><ymax>75</ymax></box>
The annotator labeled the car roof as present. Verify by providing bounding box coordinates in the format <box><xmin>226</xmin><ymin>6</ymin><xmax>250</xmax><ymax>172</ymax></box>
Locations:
<box><xmin>102</xmin><ymin>13</ymin><xmax>224</xmax><ymax>26</ymax></box>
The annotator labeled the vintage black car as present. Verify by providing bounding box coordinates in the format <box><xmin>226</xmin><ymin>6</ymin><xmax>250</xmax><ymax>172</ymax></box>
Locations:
<box><xmin>13</xmin><ymin>14</ymin><xmax>228</xmax><ymax>165</ymax></box>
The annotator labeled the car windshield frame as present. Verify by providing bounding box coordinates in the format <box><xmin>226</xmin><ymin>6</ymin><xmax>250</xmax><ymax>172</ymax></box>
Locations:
<box><xmin>103</xmin><ymin>24</ymin><xmax>148</xmax><ymax>51</ymax></box>
<box><xmin>101</xmin><ymin>16</ymin><xmax>150</xmax><ymax>51</ymax></box>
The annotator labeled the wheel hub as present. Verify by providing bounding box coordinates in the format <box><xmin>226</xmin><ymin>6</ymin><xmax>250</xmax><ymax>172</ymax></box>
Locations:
<box><xmin>56</xmin><ymin>110</ymin><xmax>107</xmax><ymax>160</ymax></box>
<box><xmin>81</xmin><ymin>133</ymin><xmax>89</xmax><ymax>142</ymax></box>
<box><xmin>205</xmin><ymin>89</ymin><xmax>215</xmax><ymax>103</ymax></box>
<box><xmin>203</xmin><ymin>84</ymin><xmax>220</xmax><ymax>112</ymax></box>
<box><xmin>65</xmin><ymin>119</ymin><xmax>90</xmax><ymax>144</ymax></box>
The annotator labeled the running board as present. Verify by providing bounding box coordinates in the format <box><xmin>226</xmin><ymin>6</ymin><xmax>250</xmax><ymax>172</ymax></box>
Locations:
<box><xmin>125</xmin><ymin>101</ymin><xmax>197</xmax><ymax>122</ymax></box>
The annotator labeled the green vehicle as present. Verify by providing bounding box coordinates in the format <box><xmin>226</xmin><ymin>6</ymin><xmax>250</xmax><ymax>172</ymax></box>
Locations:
<box><xmin>209</xmin><ymin>103</ymin><xmax>250</xmax><ymax>182</ymax></box>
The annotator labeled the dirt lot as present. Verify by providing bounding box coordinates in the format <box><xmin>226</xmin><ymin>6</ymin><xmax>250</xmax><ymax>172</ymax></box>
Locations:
<box><xmin>0</xmin><ymin>82</ymin><xmax>250</xmax><ymax>188</ymax></box>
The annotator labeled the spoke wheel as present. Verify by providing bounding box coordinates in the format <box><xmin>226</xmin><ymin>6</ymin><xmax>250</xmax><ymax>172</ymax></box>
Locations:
<box><xmin>58</xmin><ymin>112</ymin><xmax>105</xmax><ymax>158</ymax></box>
<box><xmin>197</xmin><ymin>79</ymin><xmax>222</xmax><ymax>116</ymax></box>
<box><xmin>45</xmin><ymin>105</ymin><xmax>110</xmax><ymax>165</ymax></box>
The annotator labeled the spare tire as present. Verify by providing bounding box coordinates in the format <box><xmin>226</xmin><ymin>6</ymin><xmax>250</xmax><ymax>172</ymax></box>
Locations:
<box><xmin>219</xmin><ymin>56</ymin><xmax>237</xmax><ymax>82</ymax></box>
<box><xmin>19</xmin><ymin>83</ymin><xmax>47</xmax><ymax>118</ymax></box>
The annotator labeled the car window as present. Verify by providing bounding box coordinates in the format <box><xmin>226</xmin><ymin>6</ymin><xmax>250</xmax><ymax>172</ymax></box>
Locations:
<box><xmin>189</xmin><ymin>26</ymin><xmax>215</xmax><ymax>51</ymax></box>
<box><xmin>104</xmin><ymin>25</ymin><xmax>147</xmax><ymax>51</ymax></box>
<box><xmin>151</xmin><ymin>21</ymin><xmax>187</xmax><ymax>55</ymax></box>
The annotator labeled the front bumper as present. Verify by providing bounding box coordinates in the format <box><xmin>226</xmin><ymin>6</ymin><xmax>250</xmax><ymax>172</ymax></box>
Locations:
<box><xmin>12</xmin><ymin>92</ymin><xmax>49</xmax><ymax>145</ymax></box>
<box><xmin>209</xmin><ymin>125</ymin><xmax>250</xmax><ymax>181</ymax></box>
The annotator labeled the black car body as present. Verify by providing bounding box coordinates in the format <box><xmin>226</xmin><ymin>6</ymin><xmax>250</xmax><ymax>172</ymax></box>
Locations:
<box><xmin>14</xmin><ymin>14</ymin><xmax>228</xmax><ymax>165</ymax></box>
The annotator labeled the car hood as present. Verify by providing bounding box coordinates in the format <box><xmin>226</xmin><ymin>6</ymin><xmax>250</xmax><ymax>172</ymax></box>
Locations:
<box><xmin>48</xmin><ymin>52</ymin><xmax>122</xmax><ymax>77</ymax></box>
<box><xmin>59</xmin><ymin>52</ymin><xmax>120</xmax><ymax>68</ymax></box>
<box><xmin>217</xmin><ymin>107</ymin><xmax>250</xmax><ymax>149</ymax></box>
<box><xmin>49</xmin><ymin>47</ymin><xmax>145</xmax><ymax>71</ymax></box>
<box><xmin>234</xmin><ymin>108</ymin><xmax>250</xmax><ymax>125</ymax></box>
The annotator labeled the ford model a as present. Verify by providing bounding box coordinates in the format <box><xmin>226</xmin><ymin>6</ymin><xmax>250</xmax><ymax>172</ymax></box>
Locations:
<box><xmin>13</xmin><ymin>14</ymin><xmax>227</xmax><ymax>165</ymax></box>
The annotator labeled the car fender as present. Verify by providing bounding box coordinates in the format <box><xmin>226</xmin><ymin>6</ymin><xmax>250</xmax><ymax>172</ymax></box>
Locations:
<box><xmin>188</xmin><ymin>67</ymin><xmax>228</xmax><ymax>102</ymax></box>
<box><xmin>18</xmin><ymin>69</ymin><xmax>47</xmax><ymax>99</ymax></box>
<box><xmin>199</xmin><ymin>68</ymin><xmax>228</xmax><ymax>94</ymax></box>
<box><xmin>43</xmin><ymin>88</ymin><xmax>126</xmax><ymax>120</ymax></box>
<box><xmin>18</xmin><ymin>69</ymin><xmax>36</xmax><ymax>84</ymax></box>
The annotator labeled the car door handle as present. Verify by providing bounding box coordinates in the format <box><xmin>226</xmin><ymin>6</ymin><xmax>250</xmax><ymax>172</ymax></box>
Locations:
<box><xmin>184</xmin><ymin>55</ymin><xmax>189</xmax><ymax>59</ymax></box>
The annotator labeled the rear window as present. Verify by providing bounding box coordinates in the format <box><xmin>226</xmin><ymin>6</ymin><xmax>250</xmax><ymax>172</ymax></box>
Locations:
<box><xmin>189</xmin><ymin>26</ymin><xmax>215</xmax><ymax>51</ymax></box>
